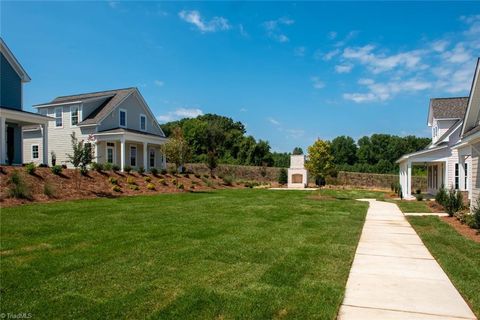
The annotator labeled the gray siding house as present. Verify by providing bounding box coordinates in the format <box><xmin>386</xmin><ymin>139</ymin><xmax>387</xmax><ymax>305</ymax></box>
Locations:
<box><xmin>26</xmin><ymin>87</ymin><xmax>167</xmax><ymax>171</ymax></box>
<box><xmin>0</xmin><ymin>38</ymin><xmax>51</xmax><ymax>165</ymax></box>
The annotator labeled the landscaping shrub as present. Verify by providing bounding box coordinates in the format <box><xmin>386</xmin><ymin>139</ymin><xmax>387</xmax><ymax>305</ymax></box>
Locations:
<box><xmin>222</xmin><ymin>175</ymin><xmax>234</xmax><ymax>186</ymax></box>
<box><xmin>435</xmin><ymin>184</ymin><xmax>448</xmax><ymax>206</ymax></box>
<box><xmin>129</xmin><ymin>184</ymin><xmax>139</xmax><ymax>191</ymax></box>
<box><xmin>90</xmin><ymin>162</ymin><xmax>103</xmax><ymax>172</ymax></box>
<box><xmin>112</xmin><ymin>164</ymin><xmax>120</xmax><ymax>172</ymax></box>
<box><xmin>205</xmin><ymin>180</ymin><xmax>214</xmax><ymax>188</ymax></box>
<box><xmin>168</xmin><ymin>167</ymin><xmax>177</xmax><ymax>175</ymax></box>
<box><xmin>112</xmin><ymin>185</ymin><xmax>121</xmax><ymax>192</ymax></box>
<box><xmin>8</xmin><ymin>171</ymin><xmax>32</xmax><ymax>199</ymax></box>
<box><xmin>108</xmin><ymin>177</ymin><xmax>118</xmax><ymax>185</ymax></box>
<box><xmin>415</xmin><ymin>189</ymin><xmax>421</xmax><ymax>195</ymax></box>
<box><xmin>43</xmin><ymin>182</ymin><xmax>55</xmax><ymax>198</ymax></box>
<box><xmin>415</xmin><ymin>194</ymin><xmax>423</xmax><ymax>201</ymax></box>
<box><xmin>178</xmin><ymin>183</ymin><xmax>184</xmax><ymax>190</ymax></box>
<box><xmin>278</xmin><ymin>168</ymin><xmax>288</xmax><ymax>185</ymax></box>
<box><xmin>471</xmin><ymin>199</ymin><xmax>480</xmax><ymax>229</ymax></box>
<box><xmin>103</xmin><ymin>162</ymin><xmax>112</xmax><ymax>171</ymax></box>
<box><xmin>194</xmin><ymin>173</ymin><xmax>201</xmax><ymax>179</ymax></box>
<box><xmin>124</xmin><ymin>165</ymin><xmax>132</xmax><ymax>173</ymax></box>
<box><xmin>51</xmin><ymin>165</ymin><xmax>63</xmax><ymax>175</ymax></box>
<box><xmin>159</xmin><ymin>178</ymin><xmax>167</xmax><ymax>186</ymax></box>
<box><xmin>144</xmin><ymin>176</ymin><xmax>152</xmax><ymax>182</ymax></box>
<box><xmin>25</xmin><ymin>163</ymin><xmax>36</xmax><ymax>175</ymax></box>
<box><xmin>80</xmin><ymin>167</ymin><xmax>88</xmax><ymax>176</ymax></box>
<box><xmin>126</xmin><ymin>177</ymin><xmax>136</xmax><ymax>185</ymax></box>
<box><xmin>149</xmin><ymin>167</ymin><xmax>158</xmax><ymax>175</ymax></box>
<box><xmin>161</xmin><ymin>169</ymin><xmax>167</xmax><ymax>175</ymax></box>
<box><xmin>444</xmin><ymin>188</ymin><xmax>463</xmax><ymax>217</ymax></box>
<box><xmin>138</xmin><ymin>166</ymin><xmax>145</xmax><ymax>174</ymax></box>
<box><xmin>146</xmin><ymin>183</ymin><xmax>155</xmax><ymax>190</ymax></box>
<box><xmin>172</xmin><ymin>178</ymin><xmax>177</xmax><ymax>185</ymax></box>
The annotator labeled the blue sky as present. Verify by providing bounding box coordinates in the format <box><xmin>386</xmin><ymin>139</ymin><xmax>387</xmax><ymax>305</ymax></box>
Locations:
<box><xmin>2</xmin><ymin>1</ymin><xmax>480</xmax><ymax>152</ymax></box>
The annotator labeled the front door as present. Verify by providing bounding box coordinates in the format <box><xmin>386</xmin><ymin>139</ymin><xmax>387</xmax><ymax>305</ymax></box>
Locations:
<box><xmin>6</xmin><ymin>126</ymin><xmax>14</xmax><ymax>165</ymax></box>
<box><xmin>106</xmin><ymin>142</ymin><xmax>115</xmax><ymax>163</ymax></box>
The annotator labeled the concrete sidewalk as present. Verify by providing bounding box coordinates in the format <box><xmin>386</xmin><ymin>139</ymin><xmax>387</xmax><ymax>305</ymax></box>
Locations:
<box><xmin>338</xmin><ymin>199</ymin><xmax>477</xmax><ymax>320</ymax></box>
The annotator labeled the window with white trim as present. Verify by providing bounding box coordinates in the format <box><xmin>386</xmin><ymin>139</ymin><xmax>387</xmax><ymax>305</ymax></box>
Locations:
<box><xmin>455</xmin><ymin>163</ymin><xmax>459</xmax><ymax>190</ymax></box>
<box><xmin>55</xmin><ymin>107</ymin><xmax>63</xmax><ymax>127</ymax></box>
<box><xmin>130</xmin><ymin>146</ymin><xmax>137</xmax><ymax>166</ymax></box>
<box><xmin>119</xmin><ymin>109</ymin><xmax>127</xmax><ymax>127</ymax></box>
<box><xmin>140</xmin><ymin>114</ymin><xmax>147</xmax><ymax>131</ymax></box>
<box><xmin>149</xmin><ymin>148</ymin><xmax>155</xmax><ymax>167</ymax></box>
<box><xmin>32</xmin><ymin>145</ymin><xmax>39</xmax><ymax>159</ymax></box>
<box><xmin>106</xmin><ymin>142</ymin><xmax>115</xmax><ymax>163</ymax></box>
<box><xmin>71</xmin><ymin>106</ymin><xmax>79</xmax><ymax>126</ymax></box>
<box><xmin>39</xmin><ymin>108</ymin><xmax>47</xmax><ymax>116</ymax></box>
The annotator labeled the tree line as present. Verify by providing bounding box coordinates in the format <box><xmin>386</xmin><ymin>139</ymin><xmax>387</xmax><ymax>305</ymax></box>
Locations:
<box><xmin>161</xmin><ymin>114</ymin><xmax>431</xmax><ymax>175</ymax></box>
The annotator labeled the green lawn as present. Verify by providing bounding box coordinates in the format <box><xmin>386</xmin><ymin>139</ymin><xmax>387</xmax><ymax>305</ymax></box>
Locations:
<box><xmin>393</xmin><ymin>200</ymin><xmax>432</xmax><ymax>213</ymax></box>
<box><xmin>0</xmin><ymin>189</ymin><xmax>369</xmax><ymax>319</ymax></box>
<box><xmin>408</xmin><ymin>216</ymin><xmax>480</xmax><ymax>317</ymax></box>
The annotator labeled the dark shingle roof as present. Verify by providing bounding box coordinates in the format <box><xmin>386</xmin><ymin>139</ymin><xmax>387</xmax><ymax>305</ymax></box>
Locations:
<box><xmin>34</xmin><ymin>87</ymin><xmax>136</xmax><ymax>126</ymax></box>
<box><xmin>97</xmin><ymin>127</ymin><xmax>166</xmax><ymax>138</ymax></box>
<box><xmin>430</xmin><ymin>97</ymin><xmax>469</xmax><ymax>119</ymax></box>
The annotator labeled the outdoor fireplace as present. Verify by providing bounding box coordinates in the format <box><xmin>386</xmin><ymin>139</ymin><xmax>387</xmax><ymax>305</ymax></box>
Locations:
<box><xmin>288</xmin><ymin>155</ymin><xmax>308</xmax><ymax>188</ymax></box>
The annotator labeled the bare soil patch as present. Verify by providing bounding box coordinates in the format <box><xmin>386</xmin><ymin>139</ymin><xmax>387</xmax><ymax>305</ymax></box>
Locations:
<box><xmin>441</xmin><ymin>216</ymin><xmax>480</xmax><ymax>243</ymax></box>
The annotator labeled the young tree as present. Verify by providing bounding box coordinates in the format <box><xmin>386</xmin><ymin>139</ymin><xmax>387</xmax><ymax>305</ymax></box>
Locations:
<box><xmin>162</xmin><ymin>127</ymin><xmax>191</xmax><ymax>173</ymax></box>
<box><xmin>66</xmin><ymin>132</ymin><xmax>95</xmax><ymax>189</ymax></box>
<box><xmin>278</xmin><ymin>168</ymin><xmax>288</xmax><ymax>185</ymax></box>
<box><xmin>305</xmin><ymin>139</ymin><xmax>334</xmax><ymax>184</ymax></box>
<box><xmin>206</xmin><ymin>150</ymin><xmax>218</xmax><ymax>176</ymax></box>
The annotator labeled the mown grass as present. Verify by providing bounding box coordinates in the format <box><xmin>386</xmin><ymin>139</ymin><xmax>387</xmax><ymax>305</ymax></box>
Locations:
<box><xmin>394</xmin><ymin>200</ymin><xmax>432</xmax><ymax>213</ymax></box>
<box><xmin>408</xmin><ymin>216</ymin><xmax>480</xmax><ymax>317</ymax></box>
<box><xmin>318</xmin><ymin>188</ymin><xmax>386</xmax><ymax>200</ymax></box>
<box><xmin>0</xmin><ymin>189</ymin><xmax>368</xmax><ymax>319</ymax></box>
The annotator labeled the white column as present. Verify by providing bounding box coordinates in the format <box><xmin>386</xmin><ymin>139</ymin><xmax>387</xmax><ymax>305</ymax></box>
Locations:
<box><xmin>143</xmin><ymin>142</ymin><xmax>148</xmax><ymax>169</ymax></box>
<box><xmin>120</xmin><ymin>137</ymin><xmax>125</xmax><ymax>171</ymax></box>
<box><xmin>20</xmin><ymin>125</ymin><xmax>24</xmax><ymax>164</ymax></box>
<box><xmin>42</xmin><ymin>123</ymin><xmax>48</xmax><ymax>165</ymax></box>
<box><xmin>94</xmin><ymin>140</ymin><xmax>99</xmax><ymax>163</ymax></box>
<box><xmin>406</xmin><ymin>161</ymin><xmax>412</xmax><ymax>198</ymax></box>
<box><xmin>162</xmin><ymin>146</ymin><xmax>167</xmax><ymax>169</ymax></box>
<box><xmin>0</xmin><ymin>117</ymin><xmax>5</xmax><ymax>164</ymax></box>
<box><xmin>459</xmin><ymin>156</ymin><xmax>466</xmax><ymax>190</ymax></box>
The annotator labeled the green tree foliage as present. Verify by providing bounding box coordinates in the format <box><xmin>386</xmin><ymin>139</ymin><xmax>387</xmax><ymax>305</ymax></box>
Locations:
<box><xmin>292</xmin><ymin>147</ymin><xmax>304</xmax><ymax>155</ymax></box>
<box><xmin>278</xmin><ymin>168</ymin><xmax>288</xmax><ymax>185</ymax></box>
<box><xmin>305</xmin><ymin>139</ymin><xmax>334</xmax><ymax>180</ymax></box>
<box><xmin>162</xmin><ymin>127</ymin><xmax>191</xmax><ymax>172</ymax></box>
<box><xmin>162</xmin><ymin>114</ymin><xmax>273</xmax><ymax>166</ymax></box>
<box><xmin>331</xmin><ymin>136</ymin><xmax>357</xmax><ymax>165</ymax></box>
<box><xmin>271</xmin><ymin>152</ymin><xmax>290</xmax><ymax>168</ymax></box>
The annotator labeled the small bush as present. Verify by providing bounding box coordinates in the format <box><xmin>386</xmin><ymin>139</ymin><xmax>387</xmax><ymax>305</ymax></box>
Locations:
<box><xmin>205</xmin><ymin>180</ymin><xmax>214</xmax><ymax>188</ymax></box>
<box><xmin>43</xmin><ymin>182</ymin><xmax>55</xmax><ymax>198</ymax></box>
<box><xmin>8</xmin><ymin>171</ymin><xmax>32</xmax><ymax>199</ymax></box>
<box><xmin>150</xmin><ymin>168</ymin><xmax>158</xmax><ymax>175</ymax></box>
<box><xmin>108</xmin><ymin>177</ymin><xmax>118</xmax><ymax>185</ymax></box>
<box><xmin>222</xmin><ymin>175</ymin><xmax>234</xmax><ymax>186</ymax></box>
<box><xmin>444</xmin><ymin>188</ymin><xmax>463</xmax><ymax>217</ymax></box>
<box><xmin>112</xmin><ymin>185</ymin><xmax>121</xmax><ymax>192</ymax></box>
<box><xmin>178</xmin><ymin>183</ymin><xmax>184</xmax><ymax>190</ymax></box>
<box><xmin>147</xmin><ymin>183</ymin><xmax>155</xmax><ymax>190</ymax></box>
<box><xmin>415</xmin><ymin>189</ymin><xmax>421</xmax><ymax>195</ymax></box>
<box><xmin>244</xmin><ymin>181</ymin><xmax>260</xmax><ymax>188</ymax></box>
<box><xmin>159</xmin><ymin>178</ymin><xmax>167</xmax><ymax>186</ymax></box>
<box><xmin>129</xmin><ymin>184</ymin><xmax>139</xmax><ymax>191</ymax></box>
<box><xmin>61</xmin><ymin>164</ymin><xmax>67</xmax><ymax>169</ymax></box>
<box><xmin>415</xmin><ymin>194</ymin><xmax>423</xmax><ymax>201</ymax></box>
<box><xmin>138</xmin><ymin>166</ymin><xmax>145</xmax><ymax>174</ymax></box>
<box><xmin>168</xmin><ymin>167</ymin><xmax>177</xmax><ymax>175</ymax></box>
<box><xmin>124</xmin><ymin>165</ymin><xmax>132</xmax><ymax>173</ymax></box>
<box><xmin>194</xmin><ymin>174</ymin><xmax>201</xmax><ymax>179</ymax></box>
<box><xmin>103</xmin><ymin>162</ymin><xmax>113</xmax><ymax>171</ymax></box>
<box><xmin>203</xmin><ymin>174</ymin><xmax>209</xmax><ymax>179</ymax></box>
<box><xmin>144</xmin><ymin>176</ymin><xmax>152</xmax><ymax>182</ymax></box>
<box><xmin>161</xmin><ymin>169</ymin><xmax>167</xmax><ymax>175</ymax></box>
<box><xmin>278</xmin><ymin>168</ymin><xmax>288</xmax><ymax>185</ymax></box>
<box><xmin>471</xmin><ymin>199</ymin><xmax>480</xmax><ymax>229</ymax></box>
<box><xmin>126</xmin><ymin>177</ymin><xmax>136</xmax><ymax>185</ymax></box>
<box><xmin>51</xmin><ymin>165</ymin><xmax>63</xmax><ymax>175</ymax></box>
<box><xmin>80</xmin><ymin>167</ymin><xmax>88</xmax><ymax>176</ymax></box>
<box><xmin>90</xmin><ymin>162</ymin><xmax>103</xmax><ymax>172</ymax></box>
<box><xmin>112</xmin><ymin>164</ymin><xmax>120</xmax><ymax>172</ymax></box>
<box><xmin>172</xmin><ymin>178</ymin><xmax>177</xmax><ymax>185</ymax></box>
<box><xmin>25</xmin><ymin>163</ymin><xmax>36</xmax><ymax>175</ymax></box>
<box><xmin>435</xmin><ymin>184</ymin><xmax>448</xmax><ymax>206</ymax></box>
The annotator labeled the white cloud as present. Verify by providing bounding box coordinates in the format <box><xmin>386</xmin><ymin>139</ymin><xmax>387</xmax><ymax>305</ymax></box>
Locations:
<box><xmin>286</xmin><ymin>129</ymin><xmax>305</xmax><ymax>139</ymax></box>
<box><xmin>107</xmin><ymin>1</ymin><xmax>117</xmax><ymax>9</ymax></box>
<box><xmin>157</xmin><ymin>107</ymin><xmax>204</xmax><ymax>122</ymax></box>
<box><xmin>311</xmin><ymin>77</ymin><xmax>325</xmax><ymax>89</ymax></box>
<box><xmin>263</xmin><ymin>17</ymin><xmax>294</xmax><ymax>43</ymax></box>
<box><xmin>335</xmin><ymin>63</ymin><xmax>353</xmax><ymax>74</ymax></box>
<box><xmin>334</xmin><ymin>31</ymin><xmax>359</xmax><ymax>47</ymax></box>
<box><xmin>154</xmin><ymin>80</ymin><xmax>164</xmax><ymax>87</ymax></box>
<box><xmin>322</xmin><ymin>49</ymin><xmax>341</xmax><ymax>61</ymax></box>
<box><xmin>239</xmin><ymin>24</ymin><xmax>248</xmax><ymax>37</ymax></box>
<box><xmin>441</xmin><ymin>43</ymin><xmax>472</xmax><ymax>64</ymax></box>
<box><xmin>294</xmin><ymin>46</ymin><xmax>306</xmax><ymax>57</ymax></box>
<box><xmin>240</xmin><ymin>107</ymin><xmax>247</xmax><ymax>112</ymax></box>
<box><xmin>179</xmin><ymin>10</ymin><xmax>230</xmax><ymax>33</ymax></box>
<box><xmin>431</xmin><ymin>40</ymin><xmax>449</xmax><ymax>52</ymax></box>
<box><xmin>461</xmin><ymin>14</ymin><xmax>480</xmax><ymax>35</ymax></box>
<box><xmin>267</xmin><ymin>117</ymin><xmax>280</xmax><ymax>125</ymax></box>
<box><xmin>328</xmin><ymin>31</ymin><xmax>337</xmax><ymax>40</ymax></box>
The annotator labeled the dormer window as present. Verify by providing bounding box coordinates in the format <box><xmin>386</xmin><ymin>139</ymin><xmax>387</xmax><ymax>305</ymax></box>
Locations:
<box><xmin>140</xmin><ymin>114</ymin><xmax>146</xmax><ymax>131</ymax></box>
<box><xmin>119</xmin><ymin>109</ymin><xmax>127</xmax><ymax>127</ymax></box>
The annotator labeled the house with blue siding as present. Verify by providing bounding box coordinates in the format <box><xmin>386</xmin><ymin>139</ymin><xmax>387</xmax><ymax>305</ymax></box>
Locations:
<box><xmin>0</xmin><ymin>38</ymin><xmax>51</xmax><ymax>165</ymax></box>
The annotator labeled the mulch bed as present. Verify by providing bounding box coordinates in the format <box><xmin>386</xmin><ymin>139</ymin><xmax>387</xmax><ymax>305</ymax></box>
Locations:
<box><xmin>441</xmin><ymin>216</ymin><xmax>480</xmax><ymax>243</ymax></box>
<box><xmin>427</xmin><ymin>201</ymin><xmax>446</xmax><ymax>213</ymax></box>
<box><xmin>0</xmin><ymin>166</ymin><xmax>256</xmax><ymax>208</ymax></box>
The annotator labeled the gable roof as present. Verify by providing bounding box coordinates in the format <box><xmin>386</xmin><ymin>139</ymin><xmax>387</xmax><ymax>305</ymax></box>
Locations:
<box><xmin>0</xmin><ymin>38</ymin><xmax>31</xmax><ymax>83</ymax></box>
<box><xmin>430</xmin><ymin>97</ymin><xmax>469</xmax><ymax>120</ymax></box>
<box><xmin>461</xmin><ymin>58</ymin><xmax>480</xmax><ymax>137</ymax></box>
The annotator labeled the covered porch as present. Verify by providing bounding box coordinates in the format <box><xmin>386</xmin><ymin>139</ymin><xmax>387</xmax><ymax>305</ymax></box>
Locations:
<box><xmin>0</xmin><ymin>107</ymin><xmax>51</xmax><ymax>165</ymax></box>
<box><xmin>397</xmin><ymin>145</ymin><xmax>450</xmax><ymax>200</ymax></box>
<box><xmin>94</xmin><ymin>128</ymin><xmax>167</xmax><ymax>172</ymax></box>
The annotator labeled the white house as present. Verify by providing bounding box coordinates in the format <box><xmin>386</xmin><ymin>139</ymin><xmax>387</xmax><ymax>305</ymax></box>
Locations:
<box><xmin>24</xmin><ymin>87</ymin><xmax>167</xmax><ymax>171</ymax></box>
<box><xmin>0</xmin><ymin>38</ymin><xmax>51</xmax><ymax>165</ymax></box>
<box><xmin>398</xmin><ymin>58</ymin><xmax>480</xmax><ymax>207</ymax></box>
